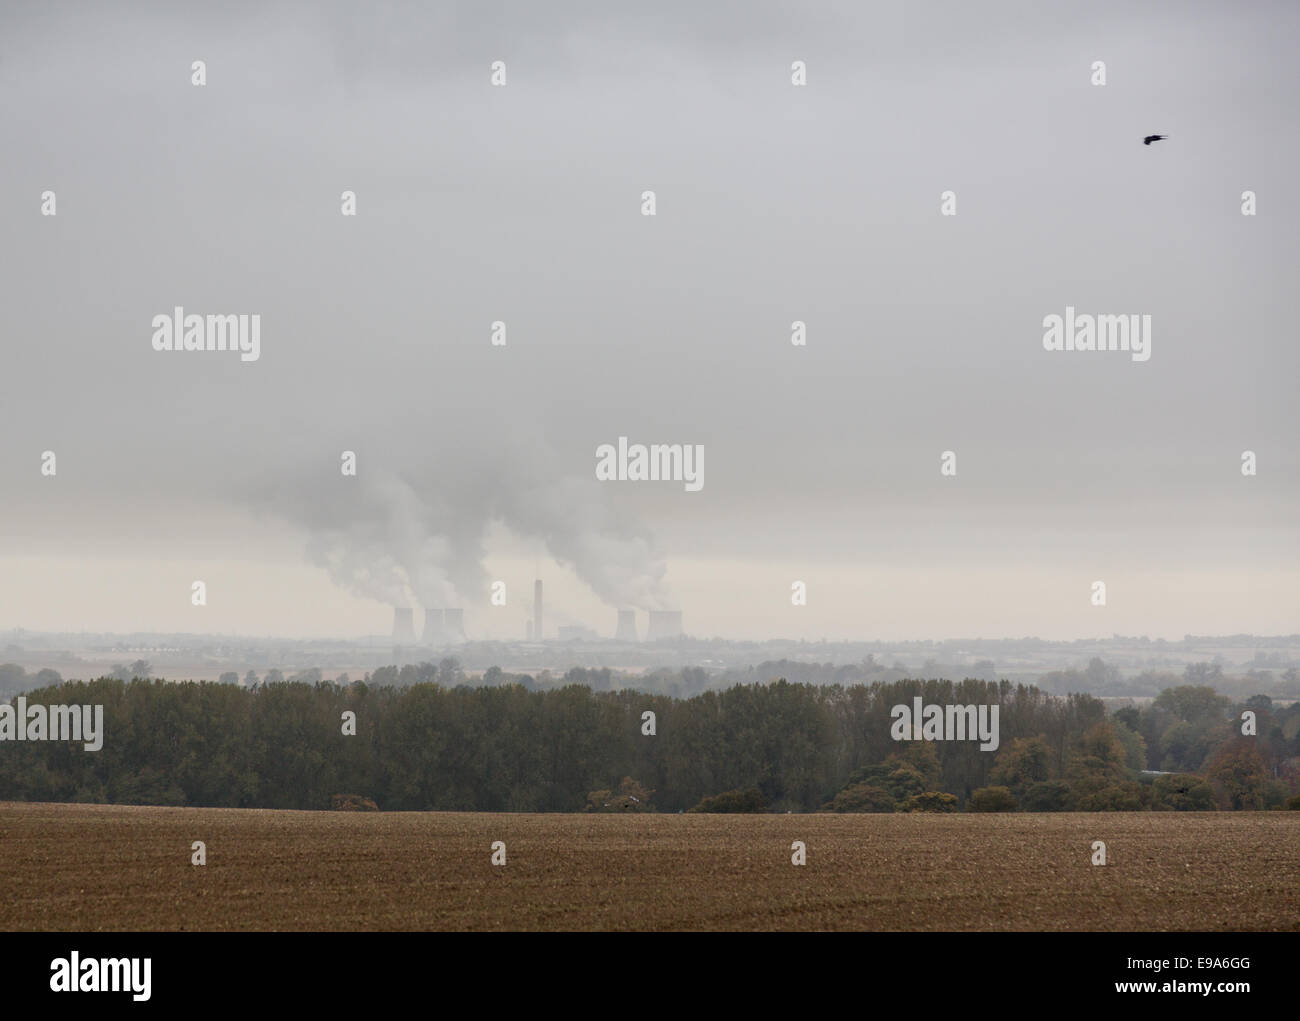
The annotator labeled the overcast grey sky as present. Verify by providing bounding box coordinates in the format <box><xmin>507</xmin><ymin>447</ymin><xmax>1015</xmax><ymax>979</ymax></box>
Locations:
<box><xmin>1</xmin><ymin>0</ymin><xmax>1296</xmax><ymax>641</ymax></box>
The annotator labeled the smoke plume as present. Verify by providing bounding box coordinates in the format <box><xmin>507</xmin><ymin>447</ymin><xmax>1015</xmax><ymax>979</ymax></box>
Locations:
<box><xmin>253</xmin><ymin>448</ymin><xmax>674</xmax><ymax>614</ymax></box>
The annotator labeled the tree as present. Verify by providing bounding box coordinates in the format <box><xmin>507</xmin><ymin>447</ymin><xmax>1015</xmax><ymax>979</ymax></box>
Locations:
<box><xmin>968</xmin><ymin>786</ymin><xmax>1017</xmax><ymax>812</ymax></box>
<box><xmin>0</xmin><ymin>663</ymin><xmax>26</xmax><ymax>696</ymax></box>
<box><xmin>687</xmin><ymin>787</ymin><xmax>768</xmax><ymax>813</ymax></box>
<box><xmin>437</xmin><ymin>658</ymin><xmax>464</xmax><ymax>686</ymax></box>
<box><xmin>823</xmin><ymin>783</ymin><xmax>895</xmax><ymax>813</ymax></box>
<box><xmin>1156</xmin><ymin>684</ymin><xmax>1228</xmax><ymax>722</ymax></box>
<box><xmin>585</xmin><ymin>779</ymin><xmax>655</xmax><ymax>813</ymax></box>
<box><xmin>1021</xmin><ymin>780</ymin><xmax>1071</xmax><ymax>812</ymax></box>
<box><xmin>1205</xmin><ymin>740</ymin><xmax>1271</xmax><ymax>810</ymax></box>
<box><xmin>1151</xmin><ymin>774</ymin><xmax>1216</xmax><ymax>811</ymax></box>
<box><xmin>1066</xmin><ymin>721</ymin><xmax>1139</xmax><ymax>809</ymax></box>
<box><xmin>1181</xmin><ymin>664</ymin><xmax>1224</xmax><ymax>687</ymax></box>
<box><xmin>1085</xmin><ymin>657</ymin><xmax>1120</xmax><ymax>691</ymax></box>
<box><xmin>1111</xmin><ymin>720</ymin><xmax>1148</xmax><ymax>771</ymax></box>
<box><xmin>1067</xmin><ymin>722</ymin><xmax>1129</xmax><ymax>784</ymax></box>
<box><xmin>1072</xmin><ymin>782</ymin><xmax>1146</xmax><ymax>811</ymax></box>
<box><xmin>894</xmin><ymin>741</ymin><xmax>943</xmax><ymax>789</ymax></box>
<box><xmin>899</xmin><ymin>791</ymin><xmax>958</xmax><ymax>813</ymax></box>
<box><xmin>990</xmin><ymin>737</ymin><xmax>1052</xmax><ymax>796</ymax></box>
<box><xmin>842</xmin><ymin>756</ymin><xmax>929</xmax><ymax>803</ymax></box>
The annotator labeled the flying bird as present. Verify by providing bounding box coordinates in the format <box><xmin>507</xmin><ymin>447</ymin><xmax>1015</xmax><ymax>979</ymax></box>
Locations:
<box><xmin>1143</xmin><ymin>134</ymin><xmax>1168</xmax><ymax>145</ymax></box>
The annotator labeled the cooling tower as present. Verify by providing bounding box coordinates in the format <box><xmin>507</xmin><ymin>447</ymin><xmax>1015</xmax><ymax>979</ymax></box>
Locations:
<box><xmin>615</xmin><ymin>609</ymin><xmax>639</xmax><ymax>642</ymax></box>
<box><xmin>422</xmin><ymin>608</ymin><xmax>444</xmax><ymax>644</ymax></box>
<box><xmin>443</xmin><ymin>608</ymin><xmax>465</xmax><ymax>641</ymax></box>
<box><xmin>533</xmin><ymin>579</ymin><xmax>543</xmax><ymax>642</ymax></box>
<box><xmin>392</xmin><ymin>607</ymin><xmax>416</xmax><ymax>643</ymax></box>
<box><xmin>645</xmin><ymin>610</ymin><xmax>683</xmax><ymax>641</ymax></box>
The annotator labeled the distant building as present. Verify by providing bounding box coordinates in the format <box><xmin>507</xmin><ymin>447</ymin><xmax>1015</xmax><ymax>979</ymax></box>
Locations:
<box><xmin>615</xmin><ymin>609</ymin><xmax>639</xmax><ymax>642</ymax></box>
<box><xmin>422</xmin><ymin>608</ymin><xmax>444</xmax><ymax>644</ymax></box>
<box><xmin>443</xmin><ymin>608</ymin><xmax>465</xmax><ymax>641</ymax></box>
<box><xmin>646</xmin><ymin>610</ymin><xmax>683</xmax><ymax>641</ymax></box>
<box><xmin>391</xmin><ymin>607</ymin><xmax>416</xmax><ymax>643</ymax></box>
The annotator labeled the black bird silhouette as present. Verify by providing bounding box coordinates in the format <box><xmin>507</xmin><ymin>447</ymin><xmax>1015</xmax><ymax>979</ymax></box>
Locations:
<box><xmin>1143</xmin><ymin>134</ymin><xmax>1168</xmax><ymax>145</ymax></box>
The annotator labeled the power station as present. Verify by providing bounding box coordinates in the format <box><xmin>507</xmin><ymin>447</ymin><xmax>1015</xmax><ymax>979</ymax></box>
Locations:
<box><xmin>645</xmin><ymin>610</ymin><xmax>683</xmax><ymax>641</ymax></box>
<box><xmin>391</xmin><ymin>607</ymin><xmax>416</xmax><ymax>644</ymax></box>
<box><xmin>392</xmin><ymin>589</ymin><xmax>680</xmax><ymax>646</ymax></box>
<box><xmin>391</xmin><ymin>606</ymin><xmax>466</xmax><ymax>645</ymax></box>
<box><xmin>615</xmin><ymin>609</ymin><xmax>639</xmax><ymax>642</ymax></box>
<box><xmin>422</xmin><ymin>608</ymin><xmax>443</xmax><ymax>644</ymax></box>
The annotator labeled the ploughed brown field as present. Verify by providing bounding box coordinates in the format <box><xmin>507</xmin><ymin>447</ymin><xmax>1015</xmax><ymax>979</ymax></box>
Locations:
<box><xmin>2</xmin><ymin>802</ymin><xmax>1297</xmax><ymax>931</ymax></box>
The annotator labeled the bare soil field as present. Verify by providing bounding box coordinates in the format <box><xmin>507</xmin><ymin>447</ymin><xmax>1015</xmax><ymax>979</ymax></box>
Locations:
<box><xmin>1</xmin><ymin>802</ymin><xmax>1296</xmax><ymax>931</ymax></box>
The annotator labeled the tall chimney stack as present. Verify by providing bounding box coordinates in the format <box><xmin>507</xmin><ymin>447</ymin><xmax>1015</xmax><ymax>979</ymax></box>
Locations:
<box><xmin>392</xmin><ymin>607</ymin><xmax>416</xmax><ymax>643</ymax></box>
<box><xmin>533</xmin><ymin>579</ymin><xmax>543</xmax><ymax>642</ymax></box>
<box><xmin>615</xmin><ymin>609</ymin><xmax>639</xmax><ymax>642</ymax></box>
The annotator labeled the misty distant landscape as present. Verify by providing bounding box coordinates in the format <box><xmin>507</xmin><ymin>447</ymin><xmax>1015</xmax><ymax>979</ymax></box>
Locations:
<box><xmin>2</xmin><ymin>0</ymin><xmax>1298</xmax><ymax>954</ymax></box>
<box><xmin>5</xmin><ymin>626</ymin><xmax>1299</xmax><ymax>700</ymax></box>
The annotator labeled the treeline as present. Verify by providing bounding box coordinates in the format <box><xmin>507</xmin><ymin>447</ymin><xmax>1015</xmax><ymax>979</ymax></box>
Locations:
<box><xmin>7</xmin><ymin>657</ymin><xmax>1298</xmax><ymax>703</ymax></box>
<box><xmin>0</xmin><ymin>676</ymin><xmax>1296</xmax><ymax>813</ymax></box>
<box><xmin>714</xmin><ymin>657</ymin><xmax>1300</xmax><ymax>700</ymax></box>
<box><xmin>0</xmin><ymin>663</ymin><xmax>64</xmax><ymax>701</ymax></box>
